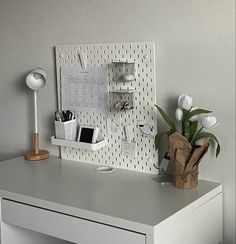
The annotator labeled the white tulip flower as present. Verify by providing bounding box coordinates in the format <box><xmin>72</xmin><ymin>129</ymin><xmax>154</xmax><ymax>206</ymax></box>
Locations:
<box><xmin>175</xmin><ymin>107</ymin><xmax>183</xmax><ymax>121</ymax></box>
<box><xmin>189</xmin><ymin>106</ymin><xmax>199</xmax><ymax>122</ymax></box>
<box><xmin>201</xmin><ymin>116</ymin><xmax>218</xmax><ymax>129</ymax></box>
<box><xmin>178</xmin><ymin>94</ymin><xmax>193</xmax><ymax>110</ymax></box>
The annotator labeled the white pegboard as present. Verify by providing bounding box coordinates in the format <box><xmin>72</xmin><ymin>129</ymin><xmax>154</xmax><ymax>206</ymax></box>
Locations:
<box><xmin>55</xmin><ymin>42</ymin><xmax>158</xmax><ymax>174</ymax></box>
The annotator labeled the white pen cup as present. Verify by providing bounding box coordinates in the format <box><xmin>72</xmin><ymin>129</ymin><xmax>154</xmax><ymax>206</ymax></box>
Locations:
<box><xmin>55</xmin><ymin>119</ymin><xmax>77</xmax><ymax>141</ymax></box>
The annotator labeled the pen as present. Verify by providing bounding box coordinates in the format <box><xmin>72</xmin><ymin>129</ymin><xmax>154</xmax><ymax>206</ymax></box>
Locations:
<box><xmin>55</xmin><ymin>110</ymin><xmax>74</xmax><ymax>122</ymax></box>
<box><xmin>55</xmin><ymin>111</ymin><xmax>62</xmax><ymax>122</ymax></box>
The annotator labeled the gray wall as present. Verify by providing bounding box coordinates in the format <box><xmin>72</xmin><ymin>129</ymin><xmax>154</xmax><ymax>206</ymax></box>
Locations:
<box><xmin>0</xmin><ymin>0</ymin><xmax>235</xmax><ymax>242</ymax></box>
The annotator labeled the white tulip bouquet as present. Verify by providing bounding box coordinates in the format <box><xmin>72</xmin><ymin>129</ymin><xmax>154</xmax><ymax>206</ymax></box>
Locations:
<box><xmin>155</xmin><ymin>94</ymin><xmax>220</xmax><ymax>157</ymax></box>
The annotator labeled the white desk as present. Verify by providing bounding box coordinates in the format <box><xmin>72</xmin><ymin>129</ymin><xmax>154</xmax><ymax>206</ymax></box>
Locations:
<box><xmin>0</xmin><ymin>156</ymin><xmax>222</xmax><ymax>244</ymax></box>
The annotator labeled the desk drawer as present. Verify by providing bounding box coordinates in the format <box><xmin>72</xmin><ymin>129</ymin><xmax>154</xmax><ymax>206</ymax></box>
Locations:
<box><xmin>1</xmin><ymin>199</ymin><xmax>145</xmax><ymax>244</ymax></box>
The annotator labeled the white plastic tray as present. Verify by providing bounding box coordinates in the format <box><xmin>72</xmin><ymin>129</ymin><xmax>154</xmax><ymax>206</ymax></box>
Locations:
<box><xmin>51</xmin><ymin>136</ymin><xmax>107</xmax><ymax>151</ymax></box>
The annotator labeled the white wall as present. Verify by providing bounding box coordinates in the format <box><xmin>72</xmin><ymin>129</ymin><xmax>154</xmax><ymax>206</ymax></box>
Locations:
<box><xmin>0</xmin><ymin>0</ymin><xmax>235</xmax><ymax>243</ymax></box>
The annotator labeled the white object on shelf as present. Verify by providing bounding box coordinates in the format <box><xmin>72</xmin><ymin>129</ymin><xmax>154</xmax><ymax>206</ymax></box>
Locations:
<box><xmin>111</xmin><ymin>89</ymin><xmax>138</xmax><ymax>111</ymax></box>
<box><xmin>51</xmin><ymin>136</ymin><xmax>107</xmax><ymax>151</ymax></box>
<box><xmin>54</xmin><ymin>119</ymin><xmax>77</xmax><ymax>141</ymax></box>
<box><xmin>122</xmin><ymin>74</ymin><xmax>135</xmax><ymax>82</ymax></box>
<box><xmin>112</xmin><ymin>60</ymin><xmax>137</xmax><ymax>82</ymax></box>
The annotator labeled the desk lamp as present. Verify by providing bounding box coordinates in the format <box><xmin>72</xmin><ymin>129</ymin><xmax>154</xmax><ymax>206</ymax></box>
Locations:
<box><xmin>25</xmin><ymin>68</ymin><xmax>49</xmax><ymax>161</ymax></box>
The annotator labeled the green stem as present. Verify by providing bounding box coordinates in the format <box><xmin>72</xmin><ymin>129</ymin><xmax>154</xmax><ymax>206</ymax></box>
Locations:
<box><xmin>182</xmin><ymin>107</ymin><xmax>192</xmax><ymax>136</ymax></box>
<box><xmin>191</xmin><ymin>126</ymin><xmax>203</xmax><ymax>145</ymax></box>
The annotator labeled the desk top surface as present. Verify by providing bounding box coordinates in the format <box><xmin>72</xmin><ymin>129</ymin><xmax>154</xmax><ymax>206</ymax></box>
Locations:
<box><xmin>0</xmin><ymin>156</ymin><xmax>221</xmax><ymax>232</ymax></box>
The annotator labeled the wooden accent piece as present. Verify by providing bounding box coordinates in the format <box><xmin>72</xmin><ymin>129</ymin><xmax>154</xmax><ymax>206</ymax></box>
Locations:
<box><xmin>25</xmin><ymin>150</ymin><xmax>49</xmax><ymax>161</ymax></box>
<box><xmin>34</xmin><ymin>133</ymin><xmax>39</xmax><ymax>154</ymax></box>
<box><xmin>25</xmin><ymin>133</ymin><xmax>49</xmax><ymax>161</ymax></box>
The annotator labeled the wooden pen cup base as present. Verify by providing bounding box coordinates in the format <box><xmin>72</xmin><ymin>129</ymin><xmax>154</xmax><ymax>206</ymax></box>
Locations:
<box><xmin>25</xmin><ymin>150</ymin><xmax>49</xmax><ymax>161</ymax></box>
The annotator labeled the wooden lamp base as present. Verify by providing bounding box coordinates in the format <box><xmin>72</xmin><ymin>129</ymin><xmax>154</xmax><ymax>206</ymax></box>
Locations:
<box><xmin>25</xmin><ymin>133</ymin><xmax>49</xmax><ymax>161</ymax></box>
<box><xmin>25</xmin><ymin>150</ymin><xmax>49</xmax><ymax>161</ymax></box>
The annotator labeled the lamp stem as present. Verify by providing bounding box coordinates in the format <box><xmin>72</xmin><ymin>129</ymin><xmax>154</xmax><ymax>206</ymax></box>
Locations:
<box><xmin>34</xmin><ymin>90</ymin><xmax>38</xmax><ymax>133</ymax></box>
<box><xmin>33</xmin><ymin>90</ymin><xmax>39</xmax><ymax>154</ymax></box>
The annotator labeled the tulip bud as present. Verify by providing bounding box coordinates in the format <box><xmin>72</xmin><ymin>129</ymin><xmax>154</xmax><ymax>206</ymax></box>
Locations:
<box><xmin>189</xmin><ymin>106</ymin><xmax>199</xmax><ymax>122</ymax></box>
<box><xmin>178</xmin><ymin>94</ymin><xmax>193</xmax><ymax>110</ymax></box>
<box><xmin>201</xmin><ymin>116</ymin><xmax>218</xmax><ymax>129</ymax></box>
<box><xmin>175</xmin><ymin>107</ymin><xmax>183</xmax><ymax>121</ymax></box>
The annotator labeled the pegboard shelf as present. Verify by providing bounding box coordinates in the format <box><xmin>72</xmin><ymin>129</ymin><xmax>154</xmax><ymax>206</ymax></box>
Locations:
<box><xmin>111</xmin><ymin>89</ymin><xmax>137</xmax><ymax>111</ymax></box>
<box><xmin>51</xmin><ymin>136</ymin><xmax>107</xmax><ymax>151</ymax></box>
<box><xmin>111</xmin><ymin>89</ymin><xmax>138</xmax><ymax>94</ymax></box>
<box><xmin>112</xmin><ymin>60</ymin><xmax>138</xmax><ymax>64</ymax></box>
<box><xmin>114</xmin><ymin>77</ymin><xmax>135</xmax><ymax>83</ymax></box>
<box><xmin>112</xmin><ymin>59</ymin><xmax>137</xmax><ymax>82</ymax></box>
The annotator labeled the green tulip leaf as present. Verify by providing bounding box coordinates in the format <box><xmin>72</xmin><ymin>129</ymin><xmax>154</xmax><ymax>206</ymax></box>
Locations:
<box><xmin>184</xmin><ymin>121</ymin><xmax>190</xmax><ymax>140</ymax></box>
<box><xmin>182</xmin><ymin>109</ymin><xmax>189</xmax><ymax>119</ymax></box>
<box><xmin>155</xmin><ymin>105</ymin><xmax>176</xmax><ymax>131</ymax></box>
<box><xmin>182</xmin><ymin>109</ymin><xmax>190</xmax><ymax>137</ymax></box>
<box><xmin>192</xmin><ymin>132</ymin><xmax>220</xmax><ymax>157</ymax></box>
<box><xmin>187</xmin><ymin>109</ymin><xmax>212</xmax><ymax>120</ymax></box>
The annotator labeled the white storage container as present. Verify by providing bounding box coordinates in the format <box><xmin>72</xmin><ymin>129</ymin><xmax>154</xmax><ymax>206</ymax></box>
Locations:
<box><xmin>54</xmin><ymin>119</ymin><xmax>77</xmax><ymax>141</ymax></box>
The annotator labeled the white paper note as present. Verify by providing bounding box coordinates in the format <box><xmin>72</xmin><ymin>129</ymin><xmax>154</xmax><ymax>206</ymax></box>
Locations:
<box><xmin>61</xmin><ymin>66</ymin><xmax>108</xmax><ymax>113</ymax></box>
<box><xmin>106</xmin><ymin>117</ymin><xmax>121</xmax><ymax>135</ymax></box>
<box><xmin>121</xmin><ymin>139</ymin><xmax>136</xmax><ymax>157</ymax></box>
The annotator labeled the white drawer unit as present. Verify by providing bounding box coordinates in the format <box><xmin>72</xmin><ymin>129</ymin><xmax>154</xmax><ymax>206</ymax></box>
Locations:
<box><xmin>0</xmin><ymin>156</ymin><xmax>222</xmax><ymax>244</ymax></box>
<box><xmin>1</xmin><ymin>199</ymin><xmax>145</xmax><ymax>244</ymax></box>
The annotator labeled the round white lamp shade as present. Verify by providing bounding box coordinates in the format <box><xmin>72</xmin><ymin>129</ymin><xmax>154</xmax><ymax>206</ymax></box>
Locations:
<box><xmin>26</xmin><ymin>68</ymin><xmax>46</xmax><ymax>91</ymax></box>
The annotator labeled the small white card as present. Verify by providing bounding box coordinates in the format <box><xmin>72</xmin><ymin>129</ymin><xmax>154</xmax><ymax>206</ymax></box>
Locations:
<box><xmin>121</xmin><ymin>139</ymin><xmax>136</xmax><ymax>157</ymax></box>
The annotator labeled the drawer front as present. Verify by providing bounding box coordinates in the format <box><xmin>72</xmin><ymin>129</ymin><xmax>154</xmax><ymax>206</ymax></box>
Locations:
<box><xmin>1</xmin><ymin>199</ymin><xmax>145</xmax><ymax>244</ymax></box>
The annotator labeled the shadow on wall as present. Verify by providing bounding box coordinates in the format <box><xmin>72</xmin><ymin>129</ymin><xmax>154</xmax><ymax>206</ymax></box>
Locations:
<box><xmin>0</xmin><ymin>152</ymin><xmax>26</xmax><ymax>162</ymax></box>
<box><xmin>156</xmin><ymin>95</ymin><xmax>178</xmax><ymax>164</ymax></box>
<box><xmin>0</xmin><ymin>71</ymin><xmax>35</xmax><ymax>162</ymax></box>
<box><xmin>18</xmin><ymin>70</ymin><xmax>36</xmax><ymax>142</ymax></box>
